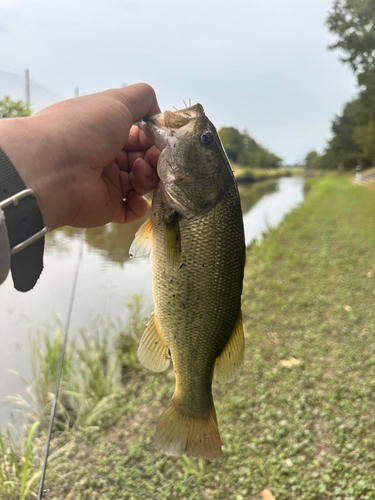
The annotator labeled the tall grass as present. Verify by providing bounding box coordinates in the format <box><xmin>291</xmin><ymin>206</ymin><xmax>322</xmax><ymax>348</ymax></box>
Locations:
<box><xmin>7</xmin><ymin>328</ymin><xmax>74</xmax><ymax>432</ymax></box>
<box><xmin>7</xmin><ymin>295</ymin><xmax>148</xmax><ymax>433</ymax></box>
<box><xmin>1</xmin><ymin>294</ymin><xmax>149</xmax><ymax>497</ymax></box>
<box><xmin>0</xmin><ymin>423</ymin><xmax>40</xmax><ymax>500</ymax></box>
<box><xmin>115</xmin><ymin>294</ymin><xmax>150</xmax><ymax>380</ymax></box>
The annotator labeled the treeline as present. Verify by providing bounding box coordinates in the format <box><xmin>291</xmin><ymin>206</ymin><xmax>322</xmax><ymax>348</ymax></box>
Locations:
<box><xmin>306</xmin><ymin>0</ymin><xmax>375</xmax><ymax>170</ymax></box>
<box><xmin>219</xmin><ymin>127</ymin><xmax>283</xmax><ymax>169</ymax></box>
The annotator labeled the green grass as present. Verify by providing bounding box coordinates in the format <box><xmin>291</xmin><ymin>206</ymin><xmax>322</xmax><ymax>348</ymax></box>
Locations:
<box><xmin>7</xmin><ymin>294</ymin><xmax>149</xmax><ymax>436</ymax></box>
<box><xmin>1</xmin><ymin>297</ymin><xmax>149</xmax><ymax>499</ymax></box>
<box><xmin>0</xmin><ymin>423</ymin><xmax>41</xmax><ymax>500</ymax></box>
<box><xmin>4</xmin><ymin>176</ymin><xmax>375</xmax><ymax>499</ymax></box>
<box><xmin>115</xmin><ymin>294</ymin><xmax>151</xmax><ymax>381</ymax></box>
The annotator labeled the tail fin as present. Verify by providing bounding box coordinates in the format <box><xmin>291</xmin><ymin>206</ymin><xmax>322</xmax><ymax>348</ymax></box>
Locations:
<box><xmin>154</xmin><ymin>397</ymin><xmax>222</xmax><ymax>460</ymax></box>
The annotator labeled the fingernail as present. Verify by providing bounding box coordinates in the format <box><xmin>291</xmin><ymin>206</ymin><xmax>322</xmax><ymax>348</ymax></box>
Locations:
<box><xmin>143</xmin><ymin>161</ymin><xmax>153</xmax><ymax>177</ymax></box>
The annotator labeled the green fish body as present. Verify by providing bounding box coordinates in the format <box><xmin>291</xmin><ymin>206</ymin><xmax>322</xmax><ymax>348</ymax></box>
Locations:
<box><xmin>130</xmin><ymin>104</ymin><xmax>245</xmax><ymax>459</ymax></box>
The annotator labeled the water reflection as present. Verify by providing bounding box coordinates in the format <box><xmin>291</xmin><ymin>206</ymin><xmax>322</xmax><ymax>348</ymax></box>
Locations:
<box><xmin>45</xmin><ymin>180</ymin><xmax>280</xmax><ymax>264</ymax></box>
<box><xmin>243</xmin><ymin>177</ymin><xmax>304</xmax><ymax>245</ymax></box>
<box><xmin>238</xmin><ymin>180</ymin><xmax>278</xmax><ymax>214</ymax></box>
<box><xmin>45</xmin><ymin>213</ymin><xmax>150</xmax><ymax>264</ymax></box>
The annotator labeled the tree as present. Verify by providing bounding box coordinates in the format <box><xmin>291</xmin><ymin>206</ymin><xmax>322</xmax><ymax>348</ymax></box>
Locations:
<box><xmin>218</xmin><ymin>127</ymin><xmax>244</xmax><ymax>162</ymax></box>
<box><xmin>305</xmin><ymin>150</ymin><xmax>321</xmax><ymax>168</ymax></box>
<box><xmin>327</xmin><ymin>0</ymin><xmax>375</xmax><ymax>112</ymax></box>
<box><xmin>0</xmin><ymin>96</ymin><xmax>32</xmax><ymax>118</ymax></box>
<box><xmin>327</xmin><ymin>0</ymin><xmax>375</xmax><ymax>76</ymax></box>
<box><xmin>311</xmin><ymin>97</ymin><xmax>375</xmax><ymax>169</ymax></box>
<box><xmin>353</xmin><ymin>119</ymin><xmax>375</xmax><ymax>161</ymax></box>
<box><xmin>312</xmin><ymin>1</ymin><xmax>375</xmax><ymax>169</ymax></box>
<box><xmin>317</xmin><ymin>99</ymin><xmax>369</xmax><ymax>169</ymax></box>
<box><xmin>322</xmin><ymin>1</ymin><xmax>375</xmax><ymax>168</ymax></box>
<box><xmin>258</xmin><ymin>149</ymin><xmax>283</xmax><ymax>169</ymax></box>
<box><xmin>219</xmin><ymin>127</ymin><xmax>282</xmax><ymax>168</ymax></box>
<box><xmin>329</xmin><ymin>100</ymin><xmax>364</xmax><ymax>166</ymax></box>
<box><xmin>237</xmin><ymin>133</ymin><xmax>261</xmax><ymax>166</ymax></box>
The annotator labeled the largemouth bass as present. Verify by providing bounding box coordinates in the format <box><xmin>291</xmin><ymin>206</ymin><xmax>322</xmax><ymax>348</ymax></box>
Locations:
<box><xmin>130</xmin><ymin>103</ymin><xmax>245</xmax><ymax>459</ymax></box>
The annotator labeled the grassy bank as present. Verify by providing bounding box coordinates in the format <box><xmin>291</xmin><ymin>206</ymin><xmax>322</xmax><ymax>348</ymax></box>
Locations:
<box><xmin>3</xmin><ymin>176</ymin><xmax>375</xmax><ymax>499</ymax></box>
<box><xmin>233</xmin><ymin>165</ymin><xmax>302</xmax><ymax>182</ymax></box>
<box><xmin>233</xmin><ymin>166</ymin><xmax>325</xmax><ymax>183</ymax></box>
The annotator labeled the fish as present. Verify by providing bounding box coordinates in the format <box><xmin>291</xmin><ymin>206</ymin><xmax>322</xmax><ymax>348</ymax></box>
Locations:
<box><xmin>129</xmin><ymin>103</ymin><xmax>246</xmax><ymax>459</ymax></box>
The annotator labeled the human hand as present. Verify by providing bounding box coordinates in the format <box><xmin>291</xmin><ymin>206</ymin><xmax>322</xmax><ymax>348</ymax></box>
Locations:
<box><xmin>0</xmin><ymin>83</ymin><xmax>161</xmax><ymax>230</ymax></box>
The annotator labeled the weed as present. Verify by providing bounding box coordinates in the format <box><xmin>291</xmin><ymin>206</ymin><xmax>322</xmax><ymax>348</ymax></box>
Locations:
<box><xmin>6</xmin><ymin>327</ymin><xmax>74</xmax><ymax>431</ymax></box>
<box><xmin>179</xmin><ymin>456</ymin><xmax>208</xmax><ymax>478</ymax></box>
<box><xmin>7</xmin><ymin>317</ymin><xmax>126</xmax><ymax>433</ymax></box>
<box><xmin>115</xmin><ymin>294</ymin><xmax>150</xmax><ymax>380</ymax></box>
<box><xmin>0</xmin><ymin>423</ymin><xmax>40</xmax><ymax>500</ymax></box>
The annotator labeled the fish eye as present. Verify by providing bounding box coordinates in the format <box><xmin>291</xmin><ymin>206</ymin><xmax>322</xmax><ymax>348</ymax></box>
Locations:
<box><xmin>200</xmin><ymin>132</ymin><xmax>213</xmax><ymax>145</ymax></box>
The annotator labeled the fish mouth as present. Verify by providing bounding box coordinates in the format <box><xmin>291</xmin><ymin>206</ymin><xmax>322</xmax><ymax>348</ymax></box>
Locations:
<box><xmin>140</xmin><ymin>103</ymin><xmax>205</xmax><ymax>146</ymax></box>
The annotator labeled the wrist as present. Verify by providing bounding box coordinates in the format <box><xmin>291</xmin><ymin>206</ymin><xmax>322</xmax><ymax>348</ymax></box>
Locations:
<box><xmin>0</xmin><ymin>145</ymin><xmax>47</xmax><ymax>291</ymax></box>
<box><xmin>0</xmin><ymin>115</ymin><xmax>77</xmax><ymax>230</ymax></box>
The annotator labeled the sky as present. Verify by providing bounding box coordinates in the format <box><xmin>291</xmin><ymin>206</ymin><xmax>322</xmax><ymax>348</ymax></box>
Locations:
<box><xmin>0</xmin><ymin>0</ymin><xmax>357</xmax><ymax>164</ymax></box>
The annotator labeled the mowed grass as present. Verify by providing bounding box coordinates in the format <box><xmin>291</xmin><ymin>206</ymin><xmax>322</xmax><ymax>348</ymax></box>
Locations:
<box><xmin>5</xmin><ymin>176</ymin><xmax>375</xmax><ymax>500</ymax></box>
<box><xmin>235</xmin><ymin>176</ymin><xmax>375</xmax><ymax>499</ymax></box>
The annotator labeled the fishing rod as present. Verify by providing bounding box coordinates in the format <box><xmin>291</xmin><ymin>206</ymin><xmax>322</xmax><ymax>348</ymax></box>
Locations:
<box><xmin>37</xmin><ymin>237</ymin><xmax>84</xmax><ymax>500</ymax></box>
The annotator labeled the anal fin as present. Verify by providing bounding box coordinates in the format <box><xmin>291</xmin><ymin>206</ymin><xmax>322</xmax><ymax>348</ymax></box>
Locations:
<box><xmin>138</xmin><ymin>313</ymin><xmax>170</xmax><ymax>372</ymax></box>
<box><xmin>129</xmin><ymin>217</ymin><xmax>153</xmax><ymax>258</ymax></box>
<box><xmin>215</xmin><ymin>311</ymin><xmax>244</xmax><ymax>383</ymax></box>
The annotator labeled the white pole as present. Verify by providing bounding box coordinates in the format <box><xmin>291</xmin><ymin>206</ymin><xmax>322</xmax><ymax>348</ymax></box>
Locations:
<box><xmin>25</xmin><ymin>69</ymin><xmax>30</xmax><ymax>106</ymax></box>
<box><xmin>74</xmin><ymin>86</ymin><xmax>79</xmax><ymax>98</ymax></box>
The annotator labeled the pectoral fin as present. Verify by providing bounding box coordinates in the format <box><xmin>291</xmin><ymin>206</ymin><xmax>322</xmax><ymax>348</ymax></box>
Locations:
<box><xmin>129</xmin><ymin>217</ymin><xmax>153</xmax><ymax>258</ymax></box>
<box><xmin>215</xmin><ymin>311</ymin><xmax>244</xmax><ymax>383</ymax></box>
<box><xmin>138</xmin><ymin>313</ymin><xmax>170</xmax><ymax>372</ymax></box>
<box><xmin>164</xmin><ymin>210</ymin><xmax>181</xmax><ymax>266</ymax></box>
